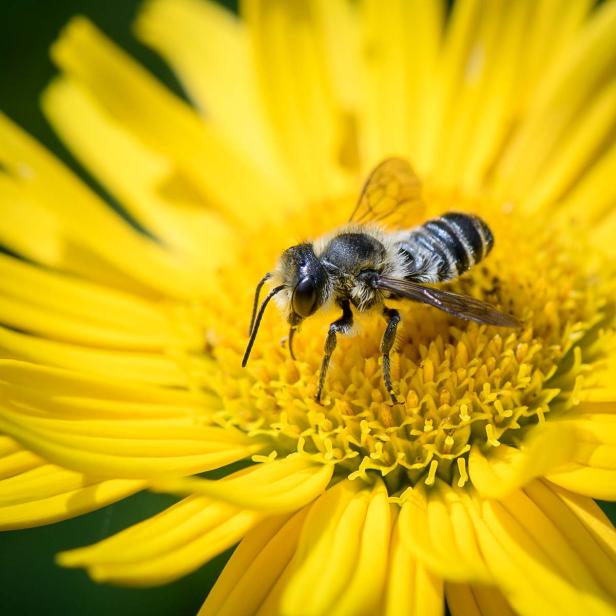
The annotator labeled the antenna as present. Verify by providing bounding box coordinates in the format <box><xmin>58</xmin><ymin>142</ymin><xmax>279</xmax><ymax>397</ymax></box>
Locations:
<box><xmin>242</xmin><ymin>285</ymin><xmax>285</xmax><ymax>366</ymax></box>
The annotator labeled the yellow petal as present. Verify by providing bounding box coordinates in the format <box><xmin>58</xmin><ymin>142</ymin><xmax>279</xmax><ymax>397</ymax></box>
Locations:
<box><xmin>398</xmin><ymin>484</ymin><xmax>491</xmax><ymax>583</ymax></box>
<box><xmin>547</xmin><ymin>480</ymin><xmax>616</xmax><ymax>557</ymax></box>
<box><xmin>468</xmin><ymin>421</ymin><xmax>577</xmax><ymax>499</ymax></box>
<box><xmin>500</xmin><ymin>484</ymin><xmax>608</xmax><ymax>595</ymax></box>
<box><xmin>471</xmin><ymin>492</ymin><xmax>614</xmax><ymax>615</ymax></box>
<box><xmin>446</xmin><ymin>583</ymin><xmax>515</xmax><ymax>616</ymax></box>
<box><xmin>514</xmin><ymin>1</ymin><xmax>592</xmax><ymax>109</ymax></box>
<box><xmin>437</xmin><ymin>0</ymin><xmax>531</xmax><ymax>187</ymax></box>
<box><xmin>594</xmin><ymin>210</ymin><xmax>616</xmax><ymax>262</ymax></box>
<box><xmin>357</xmin><ymin>0</ymin><xmax>443</xmax><ymax>168</ymax></box>
<box><xmin>43</xmin><ymin>76</ymin><xmax>237</xmax><ymax>265</ymax></box>
<box><xmin>543</xmin><ymin>409</ymin><xmax>616</xmax><ymax>499</ymax></box>
<box><xmin>0</xmin><ymin>254</ymin><xmax>197</xmax><ymax>350</ymax></box>
<box><xmin>0</xmin><ymin>113</ymin><xmax>207</xmax><ymax>298</ymax></box>
<box><xmin>384</xmin><ymin>513</ymin><xmax>443</xmax><ymax>616</ymax></box>
<box><xmin>313</xmin><ymin>0</ymin><xmax>361</xmax><ymax>118</ymax></box>
<box><xmin>461</xmin><ymin>0</ymin><xmax>592</xmax><ymax>190</ymax></box>
<box><xmin>546</xmin><ymin>464</ymin><xmax>616</xmax><ymax>500</ymax></box>
<box><xmin>58</xmin><ymin>495</ymin><xmax>261</xmax><ymax>585</ymax></box>
<box><xmin>0</xmin><ymin>359</ymin><xmax>208</xmax><ymax>409</ymax></box>
<box><xmin>495</xmin><ymin>1</ymin><xmax>616</xmax><ymax>205</ymax></box>
<box><xmin>0</xmin><ymin>437</ymin><xmax>144</xmax><ymax>530</ymax></box>
<box><xmin>0</xmin><ymin>409</ymin><xmax>264</xmax><ymax>480</ymax></box>
<box><xmin>328</xmin><ymin>482</ymin><xmax>391</xmax><ymax>616</ymax></box>
<box><xmin>0</xmin><ymin>476</ymin><xmax>144</xmax><ymax>531</ymax></box>
<box><xmin>524</xmin><ymin>479</ymin><xmax>616</xmax><ymax>600</ymax></box>
<box><xmin>557</xmin><ymin>137</ymin><xmax>616</xmax><ymax>222</ymax></box>
<box><xmin>136</xmin><ymin>0</ymin><xmax>292</xmax><ymax>197</ymax></box>
<box><xmin>0</xmin><ymin>449</ymin><xmax>40</xmax><ymax>480</ymax></box>
<box><xmin>521</xmin><ymin>80</ymin><xmax>616</xmax><ymax>213</ymax></box>
<box><xmin>241</xmin><ymin>0</ymin><xmax>347</xmax><ymax>201</ymax></box>
<box><xmin>200</xmin><ymin>509</ymin><xmax>309</xmax><ymax>616</ymax></box>
<box><xmin>279</xmin><ymin>480</ymin><xmax>389</xmax><ymax>616</ymax></box>
<box><xmin>0</xmin><ymin>324</ymin><xmax>213</xmax><ymax>387</ymax></box>
<box><xmin>0</xmin><ymin>362</ymin><xmax>263</xmax><ymax>479</ymax></box>
<box><xmin>153</xmin><ymin>456</ymin><xmax>333</xmax><ymax>513</ymax></box>
<box><xmin>0</xmin><ymin>173</ymin><xmax>63</xmax><ymax>265</ymax></box>
<box><xmin>51</xmin><ymin>17</ymin><xmax>291</xmax><ymax>225</ymax></box>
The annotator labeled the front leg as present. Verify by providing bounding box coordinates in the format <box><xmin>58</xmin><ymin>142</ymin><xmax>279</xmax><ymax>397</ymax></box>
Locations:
<box><xmin>315</xmin><ymin>300</ymin><xmax>353</xmax><ymax>403</ymax></box>
<box><xmin>381</xmin><ymin>306</ymin><xmax>401</xmax><ymax>404</ymax></box>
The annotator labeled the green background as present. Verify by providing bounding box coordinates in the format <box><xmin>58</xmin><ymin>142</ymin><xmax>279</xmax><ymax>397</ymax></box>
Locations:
<box><xmin>0</xmin><ymin>1</ymin><xmax>614</xmax><ymax>614</ymax></box>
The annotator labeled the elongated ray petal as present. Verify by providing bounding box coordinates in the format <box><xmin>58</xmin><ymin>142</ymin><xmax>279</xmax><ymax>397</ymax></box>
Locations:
<box><xmin>357</xmin><ymin>0</ymin><xmax>443</xmax><ymax>168</ymax></box>
<box><xmin>43</xmin><ymin>77</ymin><xmax>237</xmax><ymax>265</ymax></box>
<box><xmin>496</xmin><ymin>1</ymin><xmax>616</xmax><ymax>207</ymax></box>
<box><xmin>200</xmin><ymin>509</ymin><xmax>309</xmax><ymax>616</ymax></box>
<box><xmin>0</xmin><ymin>408</ymin><xmax>265</xmax><ymax>479</ymax></box>
<box><xmin>468</xmin><ymin>422</ymin><xmax>578</xmax><ymax>499</ymax></box>
<box><xmin>546</xmin><ymin>465</ymin><xmax>616</xmax><ymax>500</ymax></box>
<box><xmin>279</xmin><ymin>480</ymin><xmax>391</xmax><ymax>616</ymax></box>
<box><xmin>0</xmin><ymin>360</ymin><xmax>264</xmax><ymax>479</ymax></box>
<box><xmin>50</xmin><ymin>17</ymin><xmax>291</xmax><ymax>224</ymax></box>
<box><xmin>241</xmin><ymin>0</ymin><xmax>348</xmax><ymax>201</ymax></box>
<box><xmin>0</xmin><ymin>254</ymin><xmax>209</xmax><ymax>351</ymax></box>
<box><xmin>58</xmin><ymin>495</ymin><xmax>262</xmax><ymax>585</ymax></box>
<box><xmin>524</xmin><ymin>479</ymin><xmax>616</xmax><ymax>600</ymax></box>
<box><xmin>153</xmin><ymin>456</ymin><xmax>333</xmax><ymax>512</ymax></box>
<box><xmin>557</xmin><ymin>138</ymin><xmax>616</xmax><ymax>222</ymax></box>
<box><xmin>542</xmin><ymin>407</ymin><xmax>616</xmax><ymax>499</ymax></box>
<box><xmin>0</xmin><ymin>113</ymin><xmax>207</xmax><ymax>298</ymax></box>
<box><xmin>0</xmin><ymin>436</ymin><xmax>144</xmax><ymax>529</ymax></box>
<box><xmin>136</xmin><ymin>0</ymin><xmax>293</xmax><ymax>197</ymax></box>
<box><xmin>398</xmin><ymin>484</ymin><xmax>491</xmax><ymax>583</ymax></box>
<box><xmin>547</xmin><ymin>481</ymin><xmax>616</xmax><ymax>558</ymax></box>
<box><xmin>467</xmin><ymin>490</ymin><xmax>615</xmax><ymax>615</ymax></box>
<box><xmin>446</xmin><ymin>583</ymin><xmax>515</xmax><ymax>616</ymax></box>
<box><xmin>0</xmin><ymin>325</ymin><xmax>213</xmax><ymax>387</ymax></box>
<box><xmin>0</xmin><ymin>360</ymin><xmax>209</xmax><ymax>408</ymax></box>
<box><xmin>383</xmin><ymin>513</ymin><xmax>443</xmax><ymax>616</ymax></box>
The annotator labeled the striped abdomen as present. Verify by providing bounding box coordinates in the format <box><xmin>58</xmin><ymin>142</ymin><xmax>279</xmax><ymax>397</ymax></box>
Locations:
<box><xmin>395</xmin><ymin>212</ymin><xmax>494</xmax><ymax>283</ymax></box>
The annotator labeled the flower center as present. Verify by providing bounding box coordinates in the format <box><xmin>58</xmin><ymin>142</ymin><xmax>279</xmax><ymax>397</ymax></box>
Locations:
<box><xmin>200</xmin><ymin>189</ymin><xmax>614</xmax><ymax>494</ymax></box>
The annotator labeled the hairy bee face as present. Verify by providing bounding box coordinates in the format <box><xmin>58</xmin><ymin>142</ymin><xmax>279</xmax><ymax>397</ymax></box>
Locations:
<box><xmin>274</xmin><ymin>244</ymin><xmax>329</xmax><ymax>324</ymax></box>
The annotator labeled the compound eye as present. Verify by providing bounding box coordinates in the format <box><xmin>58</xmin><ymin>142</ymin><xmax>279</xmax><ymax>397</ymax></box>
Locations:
<box><xmin>292</xmin><ymin>277</ymin><xmax>318</xmax><ymax>317</ymax></box>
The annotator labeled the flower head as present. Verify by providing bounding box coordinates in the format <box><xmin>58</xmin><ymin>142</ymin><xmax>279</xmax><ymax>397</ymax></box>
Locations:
<box><xmin>1</xmin><ymin>0</ymin><xmax>616</xmax><ymax>614</ymax></box>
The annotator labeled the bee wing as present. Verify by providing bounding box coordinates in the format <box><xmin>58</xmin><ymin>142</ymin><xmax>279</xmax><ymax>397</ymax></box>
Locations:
<box><xmin>376</xmin><ymin>276</ymin><xmax>522</xmax><ymax>328</ymax></box>
<box><xmin>349</xmin><ymin>158</ymin><xmax>425</xmax><ymax>229</ymax></box>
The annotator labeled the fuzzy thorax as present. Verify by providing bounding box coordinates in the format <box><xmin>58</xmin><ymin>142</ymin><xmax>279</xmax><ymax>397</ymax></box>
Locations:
<box><xmin>271</xmin><ymin>223</ymin><xmax>409</xmax><ymax>319</ymax></box>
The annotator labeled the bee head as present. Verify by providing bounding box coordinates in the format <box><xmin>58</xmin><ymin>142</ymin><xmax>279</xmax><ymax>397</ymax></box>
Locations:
<box><xmin>242</xmin><ymin>243</ymin><xmax>329</xmax><ymax>368</ymax></box>
<box><xmin>277</xmin><ymin>243</ymin><xmax>328</xmax><ymax>323</ymax></box>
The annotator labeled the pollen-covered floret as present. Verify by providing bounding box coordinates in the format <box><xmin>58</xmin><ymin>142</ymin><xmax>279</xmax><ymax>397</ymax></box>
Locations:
<box><xmin>205</xmin><ymin>190</ymin><xmax>615</xmax><ymax>494</ymax></box>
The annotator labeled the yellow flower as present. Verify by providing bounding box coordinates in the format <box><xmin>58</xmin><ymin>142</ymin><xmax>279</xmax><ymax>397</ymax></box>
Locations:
<box><xmin>1</xmin><ymin>0</ymin><xmax>616</xmax><ymax>614</ymax></box>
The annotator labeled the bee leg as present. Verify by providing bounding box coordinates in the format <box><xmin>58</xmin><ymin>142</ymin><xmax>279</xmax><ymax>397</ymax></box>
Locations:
<box><xmin>315</xmin><ymin>300</ymin><xmax>353</xmax><ymax>404</ymax></box>
<box><xmin>381</xmin><ymin>307</ymin><xmax>401</xmax><ymax>405</ymax></box>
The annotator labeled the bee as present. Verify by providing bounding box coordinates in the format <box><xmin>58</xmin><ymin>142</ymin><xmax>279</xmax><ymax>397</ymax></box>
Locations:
<box><xmin>242</xmin><ymin>158</ymin><xmax>521</xmax><ymax>404</ymax></box>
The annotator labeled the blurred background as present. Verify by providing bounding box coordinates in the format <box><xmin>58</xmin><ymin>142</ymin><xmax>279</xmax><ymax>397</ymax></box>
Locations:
<box><xmin>0</xmin><ymin>0</ymin><xmax>614</xmax><ymax>614</ymax></box>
